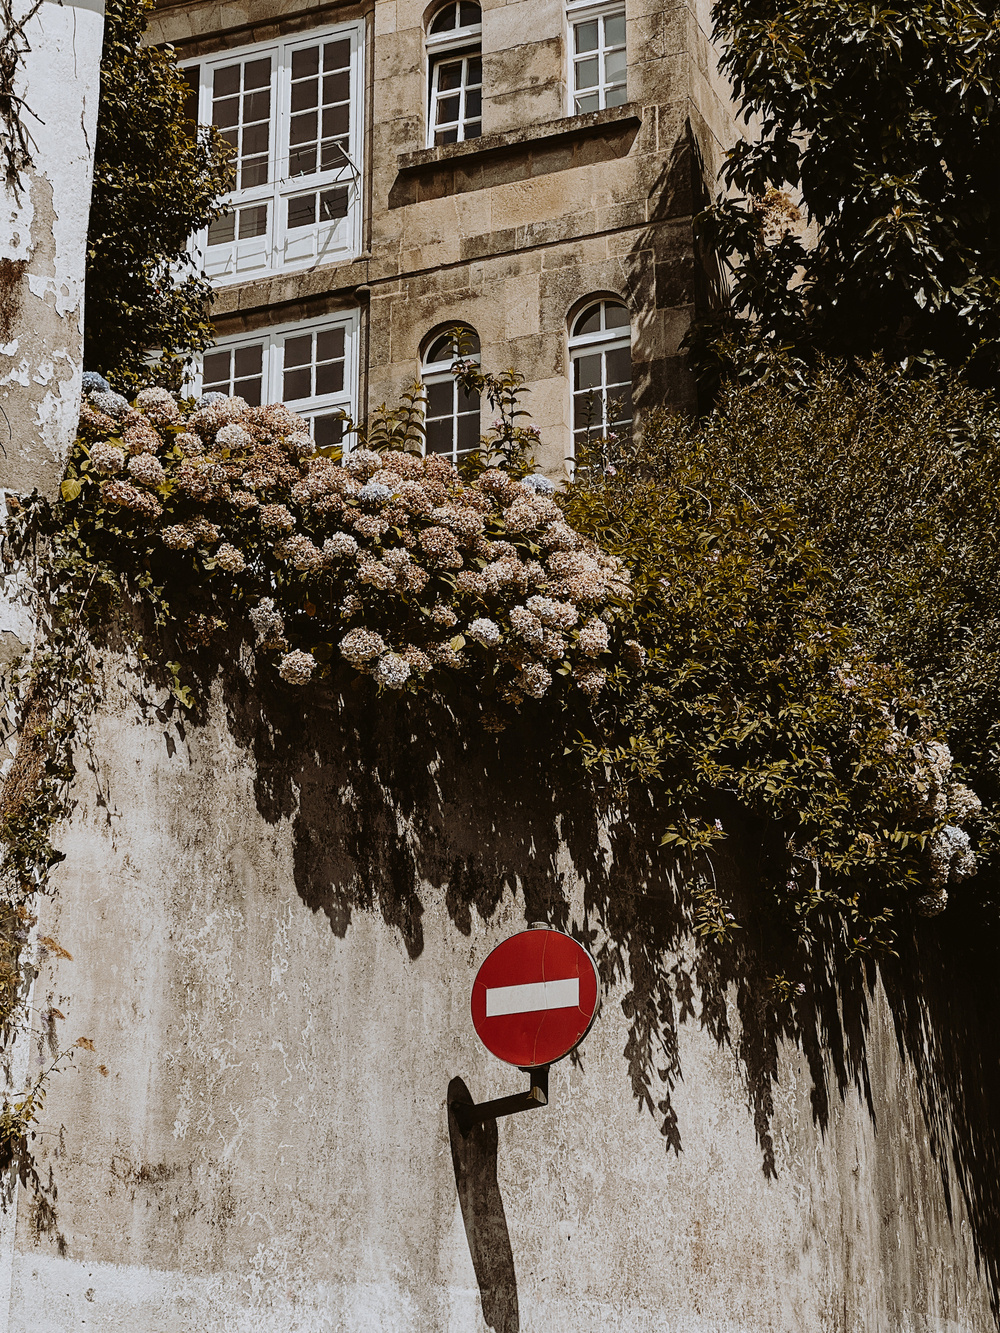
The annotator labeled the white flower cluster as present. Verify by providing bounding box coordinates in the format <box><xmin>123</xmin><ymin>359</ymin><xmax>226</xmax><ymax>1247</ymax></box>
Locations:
<box><xmin>73</xmin><ymin>389</ymin><xmax>630</xmax><ymax>706</ymax></box>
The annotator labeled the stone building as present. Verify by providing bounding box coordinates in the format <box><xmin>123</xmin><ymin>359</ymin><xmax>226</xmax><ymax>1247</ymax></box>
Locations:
<box><xmin>149</xmin><ymin>0</ymin><xmax>737</xmax><ymax>472</ymax></box>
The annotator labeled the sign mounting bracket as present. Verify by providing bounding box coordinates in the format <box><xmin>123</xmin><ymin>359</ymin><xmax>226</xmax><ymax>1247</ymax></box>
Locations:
<box><xmin>452</xmin><ymin>1065</ymin><xmax>549</xmax><ymax>1135</ymax></box>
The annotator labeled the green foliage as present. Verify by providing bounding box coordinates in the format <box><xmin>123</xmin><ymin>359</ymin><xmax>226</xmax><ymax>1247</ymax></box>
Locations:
<box><xmin>84</xmin><ymin>0</ymin><xmax>232</xmax><ymax>390</ymax></box>
<box><xmin>667</xmin><ymin>354</ymin><xmax>1000</xmax><ymax>867</ymax></box>
<box><xmin>698</xmin><ymin>0</ymin><xmax>1000</xmax><ymax>382</ymax></box>
<box><xmin>560</xmin><ymin>370</ymin><xmax>983</xmax><ymax>948</ymax></box>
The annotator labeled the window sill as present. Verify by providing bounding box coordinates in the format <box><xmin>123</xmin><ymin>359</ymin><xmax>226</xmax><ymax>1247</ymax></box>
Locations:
<box><xmin>389</xmin><ymin>103</ymin><xmax>642</xmax><ymax>207</ymax></box>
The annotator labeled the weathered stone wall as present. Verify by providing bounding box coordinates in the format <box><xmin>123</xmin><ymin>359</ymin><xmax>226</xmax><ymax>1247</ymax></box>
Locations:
<box><xmin>149</xmin><ymin>0</ymin><xmax>739</xmax><ymax>476</ymax></box>
<box><xmin>0</xmin><ymin>0</ymin><xmax>105</xmax><ymax>500</ymax></box>
<box><xmin>4</xmin><ymin>657</ymin><xmax>998</xmax><ymax>1331</ymax></box>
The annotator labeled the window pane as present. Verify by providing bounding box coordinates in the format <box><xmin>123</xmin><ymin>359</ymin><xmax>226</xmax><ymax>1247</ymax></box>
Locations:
<box><xmin>435</xmin><ymin>127</ymin><xmax>459</xmax><ymax>145</ymax></box>
<box><xmin>212</xmin><ymin>96</ymin><xmax>239</xmax><ymax>128</ymax></box>
<box><xmin>438</xmin><ymin>62</ymin><xmax>463</xmax><ymax>92</ymax></box>
<box><xmin>604</xmin><ymin>303</ymin><xmax>630</xmax><ymax>328</ymax></box>
<box><xmin>322</xmin><ymin>104</ymin><xmax>350</xmax><ymax>137</ymax></box>
<box><xmin>238</xmin><ymin>204</ymin><xmax>268</xmax><ymax>238</ymax></box>
<box><xmin>290</xmin><ymin>111</ymin><xmax>318</xmax><ymax>145</ymax></box>
<box><xmin>243</xmin><ymin>89</ymin><xmax>270</xmax><ymax>122</ymax></box>
<box><xmin>574</xmin><ymin>353</ymin><xmax>602</xmax><ymax>391</ymax></box>
<box><xmin>575</xmin><ymin>21</ymin><xmax>599</xmax><ymax>53</ymax></box>
<box><xmin>458</xmin><ymin>1</ymin><xmax>481</xmax><ymax>26</ymax></box>
<box><xmin>575</xmin><ymin>56</ymin><xmax>599</xmax><ymax>90</ymax></box>
<box><xmin>606</xmin><ymin>84</ymin><xmax>627</xmax><ymax>107</ymax></box>
<box><xmin>458</xmin><ymin>384</ymin><xmax>480</xmax><ymax>413</ymax></box>
<box><xmin>320</xmin><ymin>142</ymin><xmax>348</xmax><ymax>171</ymax></box>
<box><xmin>605</xmin><ymin>49</ymin><xmax>627</xmax><ymax>81</ymax></box>
<box><xmin>284</xmin><ymin>367</ymin><xmax>312</xmax><ymax>400</ymax></box>
<box><xmin>203</xmin><ymin>351</ymin><xmax>231</xmax><ymax>389</ymax></box>
<box><xmin>427</xmin><ymin>334</ymin><xmax>454</xmax><ymax>363</ymax></box>
<box><xmin>242</xmin><ymin>159</ymin><xmax>269</xmax><ymax>189</ymax></box>
<box><xmin>426</xmin><ymin>418</ymin><xmax>454</xmax><ymax>455</ymax></box>
<box><xmin>284</xmin><ymin>335</ymin><xmax>312</xmax><ymax>368</ymax></box>
<box><xmin>426</xmin><ymin>381</ymin><xmax>453</xmax><ymax>416</ymax></box>
<box><xmin>323</xmin><ymin>40</ymin><xmax>351</xmax><ymax>70</ymax></box>
<box><xmin>465</xmin><ymin>89</ymin><xmax>482</xmax><ymax>118</ymax></box>
<box><xmin>238</xmin><ymin>376</ymin><xmax>263</xmax><ymax>408</ymax></box>
<box><xmin>319</xmin><ymin>187</ymin><xmax>349</xmax><ymax>221</ymax></box>
<box><xmin>245</xmin><ymin>58</ymin><xmax>271</xmax><ymax>90</ymax></box>
<box><xmin>313</xmin><ymin>414</ymin><xmax>343</xmax><ymax>449</ymax></box>
<box><xmin>317</xmin><ymin>328</ymin><xmax>345</xmax><ymax>361</ymax></box>
<box><xmin>207</xmin><ymin>211</ymin><xmax>236</xmax><ymax>246</ymax></box>
<box><xmin>316</xmin><ymin>360</ymin><xmax>345</xmax><ymax>395</ymax></box>
<box><xmin>213</xmin><ymin>65</ymin><xmax>240</xmax><ymax>98</ymax></box>
<box><xmin>463</xmin><ymin>120</ymin><xmax>481</xmax><ymax>140</ymax></box>
<box><xmin>467</xmin><ymin>56</ymin><xmax>482</xmax><ymax>84</ymax></box>
<box><xmin>243</xmin><ymin>123</ymin><xmax>269</xmax><ymax>156</ymax></box>
<box><xmin>607</xmin><ymin>386</ymin><xmax>631</xmax><ymax>422</ymax></box>
<box><xmin>291</xmin><ymin>80</ymin><xmax>319</xmax><ymax>113</ymax></box>
<box><xmin>605</xmin><ymin>13</ymin><xmax>626</xmax><ymax>45</ymax></box>
<box><xmin>430</xmin><ymin>4</ymin><xmax>457</xmax><ymax>33</ymax></box>
<box><xmin>292</xmin><ymin>47</ymin><xmax>320</xmax><ymax>80</ymax></box>
<box><xmin>574</xmin><ymin>304</ymin><xmax>603</xmax><ymax>336</ymax></box>
<box><xmin>323</xmin><ymin>71</ymin><xmax>350</xmax><ymax>104</ymax></box>
<box><xmin>457</xmin><ymin>411</ymin><xmax>479</xmax><ymax>454</ymax></box>
<box><xmin>287</xmin><ymin>193</ymin><xmax>316</xmax><ymax>229</ymax></box>
<box><xmin>289</xmin><ymin>146</ymin><xmax>317</xmax><ymax>176</ymax></box>
<box><xmin>605</xmin><ymin>346</ymin><xmax>631</xmax><ymax>385</ymax></box>
<box><xmin>575</xmin><ymin>93</ymin><xmax>600</xmax><ymax>114</ymax></box>
<box><xmin>437</xmin><ymin>95</ymin><xmax>461</xmax><ymax>125</ymax></box>
<box><xmin>234</xmin><ymin>345</ymin><xmax>263</xmax><ymax>377</ymax></box>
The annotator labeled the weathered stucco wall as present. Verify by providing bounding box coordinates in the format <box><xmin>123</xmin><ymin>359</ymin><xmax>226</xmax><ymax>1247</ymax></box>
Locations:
<box><xmin>0</xmin><ymin>0</ymin><xmax>105</xmax><ymax>499</ymax></box>
<box><xmin>4</xmin><ymin>656</ymin><xmax>998</xmax><ymax>1330</ymax></box>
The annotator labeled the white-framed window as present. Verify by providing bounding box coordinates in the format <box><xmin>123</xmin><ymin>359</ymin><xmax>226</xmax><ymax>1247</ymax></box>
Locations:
<box><xmin>566</xmin><ymin>3</ymin><xmax>626</xmax><ymax>114</ymax></box>
<box><xmin>569</xmin><ymin>300</ymin><xmax>632</xmax><ymax>451</ymax></box>
<box><xmin>421</xmin><ymin>327</ymin><xmax>481</xmax><ymax>463</ymax></box>
<box><xmin>426</xmin><ymin>2</ymin><xmax>483</xmax><ymax>146</ymax></box>
<box><xmin>199</xmin><ymin>312</ymin><xmax>359</xmax><ymax>451</ymax></box>
<box><xmin>184</xmin><ymin>22</ymin><xmax>364</xmax><ymax>286</ymax></box>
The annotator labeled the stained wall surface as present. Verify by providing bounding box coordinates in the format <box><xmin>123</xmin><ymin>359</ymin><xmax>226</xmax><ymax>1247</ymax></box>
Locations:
<box><xmin>0</xmin><ymin>0</ymin><xmax>105</xmax><ymax>500</ymax></box>
<box><xmin>4</xmin><ymin>663</ymin><xmax>998</xmax><ymax>1331</ymax></box>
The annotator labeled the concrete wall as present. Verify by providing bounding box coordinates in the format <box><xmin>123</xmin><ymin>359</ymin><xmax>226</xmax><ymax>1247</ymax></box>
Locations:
<box><xmin>149</xmin><ymin>0</ymin><xmax>739</xmax><ymax>475</ymax></box>
<box><xmin>4</xmin><ymin>657</ymin><xmax>999</xmax><ymax>1330</ymax></box>
<box><xmin>0</xmin><ymin>0</ymin><xmax>105</xmax><ymax>500</ymax></box>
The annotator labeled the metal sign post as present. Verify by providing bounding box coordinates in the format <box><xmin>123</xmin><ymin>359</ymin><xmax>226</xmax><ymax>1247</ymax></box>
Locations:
<box><xmin>456</xmin><ymin>924</ymin><xmax>600</xmax><ymax>1132</ymax></box>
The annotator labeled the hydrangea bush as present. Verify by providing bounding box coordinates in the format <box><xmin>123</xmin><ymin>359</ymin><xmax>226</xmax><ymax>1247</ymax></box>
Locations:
<box><xmin>59</xmin><ymin>383</ymin><xmax>629</xmax><ymax>726</ymax></box>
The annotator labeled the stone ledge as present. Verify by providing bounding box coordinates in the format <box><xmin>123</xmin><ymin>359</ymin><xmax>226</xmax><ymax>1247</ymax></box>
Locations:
<box><xmin>389</xmin><ymin>104</ymin><xmax>643</xmax><ymax>208</ymax></box>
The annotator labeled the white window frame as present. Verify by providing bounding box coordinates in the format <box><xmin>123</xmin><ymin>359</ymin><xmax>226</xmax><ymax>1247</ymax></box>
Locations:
<box><xmin>425</xmin><ymin>3</ymin><xmax>483</xmax><ymax>148</ymax></box>
<box><xmin>184</xmin><ymin>22</ymin><xmax>365</xmax><ymax>287</ymax></box>
<box><xmin>421</xmin><ymin>329</ymin><xmax>482</xmax><ymax>464</ymax></box>
<box><xmin>568</xmin><ymin>300</ymin><xmax>632</xmax><ymax>453</ymax></box>
<box><xmin>196</xmin><ymin>311</ymin><xmax>360</xmax><ymax>451</ymax></box>
<box><xmin>565</xmin><ymin>1</ymin><xmax>627</xmax><ymax>116</ymax></box>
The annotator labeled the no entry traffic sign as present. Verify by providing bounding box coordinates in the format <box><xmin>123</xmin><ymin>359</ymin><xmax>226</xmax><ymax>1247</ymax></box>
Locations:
<box><xmin>471</xmin><ymin>927</ymin><xmax>600</xmax><ymax>1069</ymax></box>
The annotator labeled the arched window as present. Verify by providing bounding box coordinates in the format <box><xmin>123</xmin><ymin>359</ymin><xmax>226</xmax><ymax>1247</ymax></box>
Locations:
<box><xmin>568</xmin><ymin>300</ymin><xmax>632</xmax><ymax>452</ymax></box>
<box><xmin>426</xmin><ymin>2</ymin><xmax>482</xmax><ymax>146</ymax></box>
<box><xmin>422</xmin><ymin>326</ymin><xmax>481</xmax><ymax>463</ymax></box>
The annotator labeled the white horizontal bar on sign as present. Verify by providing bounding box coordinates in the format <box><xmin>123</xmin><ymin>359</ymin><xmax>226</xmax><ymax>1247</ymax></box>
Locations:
<box><xmin>485</xmin><ymin>977</ymin><xmax>580</xmax><ymax>1017</ymax></box>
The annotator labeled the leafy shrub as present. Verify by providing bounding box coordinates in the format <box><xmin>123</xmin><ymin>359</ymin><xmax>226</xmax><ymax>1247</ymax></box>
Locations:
<box><xmin>85</xmin><ymin>0</ymin><xmax>232</xmax><ymax>389</ymax></box>
<box><xmin>560</xmin><ymin>373</ymin><xmax>983</xmax><ymax>945</ymax></box>
<box><xmin>50</xmin><ymin>380</ymin><xmax>628</xmax><ymax>722</ymax></box>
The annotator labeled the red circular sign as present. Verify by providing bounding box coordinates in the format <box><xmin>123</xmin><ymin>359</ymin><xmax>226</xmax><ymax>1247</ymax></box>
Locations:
<box><xmin>471</xmin><ymin>927</ymin><xmax>600</xmax><ymax>1068</ymax></box>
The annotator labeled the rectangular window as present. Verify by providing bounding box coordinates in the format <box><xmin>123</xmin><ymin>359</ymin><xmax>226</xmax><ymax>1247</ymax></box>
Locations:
<box><xmin>199</xmin><ymin>313</ymin><xmax>359</xmax><ymax>451</ymax></box>
<box><xmin>567</xmin><ymin>4</ymin><xmax>626</xmax><ymax>114</ymax></box>
<box><xmin>184</xmin><ymin>23</ymin><xmax>364</xmax><ymax>286</ymax></box>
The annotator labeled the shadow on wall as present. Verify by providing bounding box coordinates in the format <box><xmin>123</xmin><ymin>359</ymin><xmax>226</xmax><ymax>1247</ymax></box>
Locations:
<box><xmin>219</xmin><ymin>666</ymin><xmax>1000</xmax><ymax>1327</ymax></box>
<box><xmin>448</xmin><ymin>1078</ymin><xmax>519</xmax><ymax>1333</ymax></box>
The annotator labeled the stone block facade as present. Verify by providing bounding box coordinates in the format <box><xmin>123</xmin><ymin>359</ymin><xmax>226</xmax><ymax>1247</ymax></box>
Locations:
<box><xmin>149</xmin><ymin>0</ymin><xmax>738</xmax><ymax>475</ymax></box>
